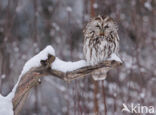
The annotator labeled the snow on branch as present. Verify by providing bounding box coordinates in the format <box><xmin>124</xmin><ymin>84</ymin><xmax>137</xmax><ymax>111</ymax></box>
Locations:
<box><xmin>0</xmin><ymin>94</ymin><xmax>13</xmax><ymax>115</ymax></box>
<box><xmin>4</xmin><ymin>45</ymin><xmax>122</xmax><ymax>115</ymax></box>
<box><xmin>45</xmin><ymin>54</ymin><xmax>122</xmax><ymax>81</ymax></box>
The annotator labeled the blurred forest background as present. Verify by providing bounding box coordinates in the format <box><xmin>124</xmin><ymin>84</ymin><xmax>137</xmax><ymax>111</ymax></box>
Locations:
<box><xmin>0</xmin><ymin>0</ymin><xmax>156</xmax><ymax>115</ymax></box>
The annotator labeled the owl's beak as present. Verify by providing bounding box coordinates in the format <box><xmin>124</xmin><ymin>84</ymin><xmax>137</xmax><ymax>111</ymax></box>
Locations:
<box><xmin>100</xmin><ymin>29</ymin><xmax>105</xmax><ymax>36</ymax></box>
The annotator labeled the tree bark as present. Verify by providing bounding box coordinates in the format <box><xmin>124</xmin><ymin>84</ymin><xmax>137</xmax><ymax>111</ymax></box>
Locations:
<box><xmin>12</xmin><ymin>54</ymin><xmax>122</xmax><ymax>115</ymax></box>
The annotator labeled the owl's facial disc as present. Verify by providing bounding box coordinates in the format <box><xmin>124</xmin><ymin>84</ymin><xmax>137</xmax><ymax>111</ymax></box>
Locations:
<box><xmin>84</xmin><ymin>16</ymin><xmax>117</xmax><ymax>40</ymax></box>
<box><xmin>94</xmin><ymin>21</ymin><xmax>113</xmax><ymax>38</ymax></box>
<box><xmin>99</xmin><ymin>25</ymin><xmax>109</xmax><ymax>37</ymax></box>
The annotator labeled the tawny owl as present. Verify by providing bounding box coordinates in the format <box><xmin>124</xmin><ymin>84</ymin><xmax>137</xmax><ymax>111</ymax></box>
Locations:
<box><xmin>83</xmin><ymin>15</ymin><xmax>119</xmax><ymax>80</ymax></box>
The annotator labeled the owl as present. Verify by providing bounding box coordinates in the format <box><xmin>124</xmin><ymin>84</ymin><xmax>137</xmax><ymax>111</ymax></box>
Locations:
<box><xmin>83</xmin><ymin>15</ymin><xmax>119</xmax><ymax>80</ymax></box>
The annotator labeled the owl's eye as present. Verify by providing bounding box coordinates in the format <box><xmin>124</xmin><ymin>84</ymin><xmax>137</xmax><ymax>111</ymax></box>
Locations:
<box><xmin>96</xmin><ymin>25</ymin><xmax>100</xmax><ymax>28</ymax></box>
<box><xmin>104</xmin><ymin>25</ymin><xmax>109</xmax><ymax>29</ymax></box>
<box><xmin>90</xmin><ymin>31</ymin><xmax>94</xmax><ymax>34</ymax></box>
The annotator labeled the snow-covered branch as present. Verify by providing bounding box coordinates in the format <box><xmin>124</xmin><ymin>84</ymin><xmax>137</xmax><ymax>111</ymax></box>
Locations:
<box><xmin>47</xmin><ymin>55</ymin><xmax>122</xmax><ymax>81</ymax></box>
<box><xmin>0</xmin><ymin>45</ymin><xmax>122</xmax><ymax>115</ymax></box>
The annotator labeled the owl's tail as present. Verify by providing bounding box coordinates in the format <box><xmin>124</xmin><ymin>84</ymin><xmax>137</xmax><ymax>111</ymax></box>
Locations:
<box><xmin>92</xmin><ymin>68</ymin><xmax>108</xmax><ymax>81</ymax></box>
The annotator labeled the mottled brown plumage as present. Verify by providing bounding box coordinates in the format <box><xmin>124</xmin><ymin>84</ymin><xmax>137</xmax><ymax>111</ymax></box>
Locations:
<box><xmin>83</xmin><ymin>15</ymin><xmax>119</xmax><ymax>80</ymax></box>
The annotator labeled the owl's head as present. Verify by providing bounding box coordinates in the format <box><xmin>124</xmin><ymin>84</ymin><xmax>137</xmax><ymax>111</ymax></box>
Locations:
<box><xmin>84</xmin><ymin>15</ymin><xmax>118</xmax><ymax>39</ymax></box>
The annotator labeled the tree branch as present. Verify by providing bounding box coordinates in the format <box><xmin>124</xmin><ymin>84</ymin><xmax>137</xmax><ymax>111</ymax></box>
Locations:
<box><xmin>12</xmin><ymin>54</ymin><xmax>122</xmax><ymax>115</ymax></box>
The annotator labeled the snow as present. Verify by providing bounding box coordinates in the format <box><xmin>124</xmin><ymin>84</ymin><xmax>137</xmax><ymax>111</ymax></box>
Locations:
<box><xmin>8</xmin><ymin>45</ymin><xmax>55</xmax><ymax>100</ymax></box>
<box><xmin>16</xmin><ymin>6</ymin><xmax>22</xmax><ymax>13</ymax></box>
<box><xmin>144</xmin><ymin>1</ymin><xmax>152</xmax><ymax>11</ymax></box>
<box><xmin>51</xmin><ymin>57</ymin><xmax>87</xmax><ymax>72</ymax></box>
<box><xmin>1</xmin><ymin>45</ymin><xmax>122</xmax><ymax>114</ymax></box>
<box><xmin>21</xmin><ymin>45</ymin><xmax>55</xmax><ymax>75</ymax></box>
<box><xmin>93</xmin><ymin>3</ymin><xmax>98</xmax><ymax>9</ymax></box>
<box><xmin>0</xmin><ymin>94</ymin><xmax>13</xmax><ymax>115</ymax></box>
<box><xmin>1</xmin><ymin>74</ymin><xmax>6</xmax><ymax>79</ymax></box>
<box><xmin>66</xmin><ymin>6</ymin><xmax>72</xmax><ymax>12</ymax></box>
<box><xmin>0</xmin><ymin>45</ymin><xmax>55</xmax><ymax>115</ymax></box>
<box><xmin>108</xmin><ymin>53</ymin><xmax>122</xmax><ymax>62</ymax></box>
<box><xmin>52</xmin><ymin>23</ymin><xmax>60</xmax><ymax>31</ymax></box>
<box><xmin>6</xmin><ymin>44</ymin><xmax>87</xmax><ymax>103</ymax></box>
<box><xmin>0</xmin><ymin>45</ymin><xmax>87</xmax><ymax>115</ymax></box>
